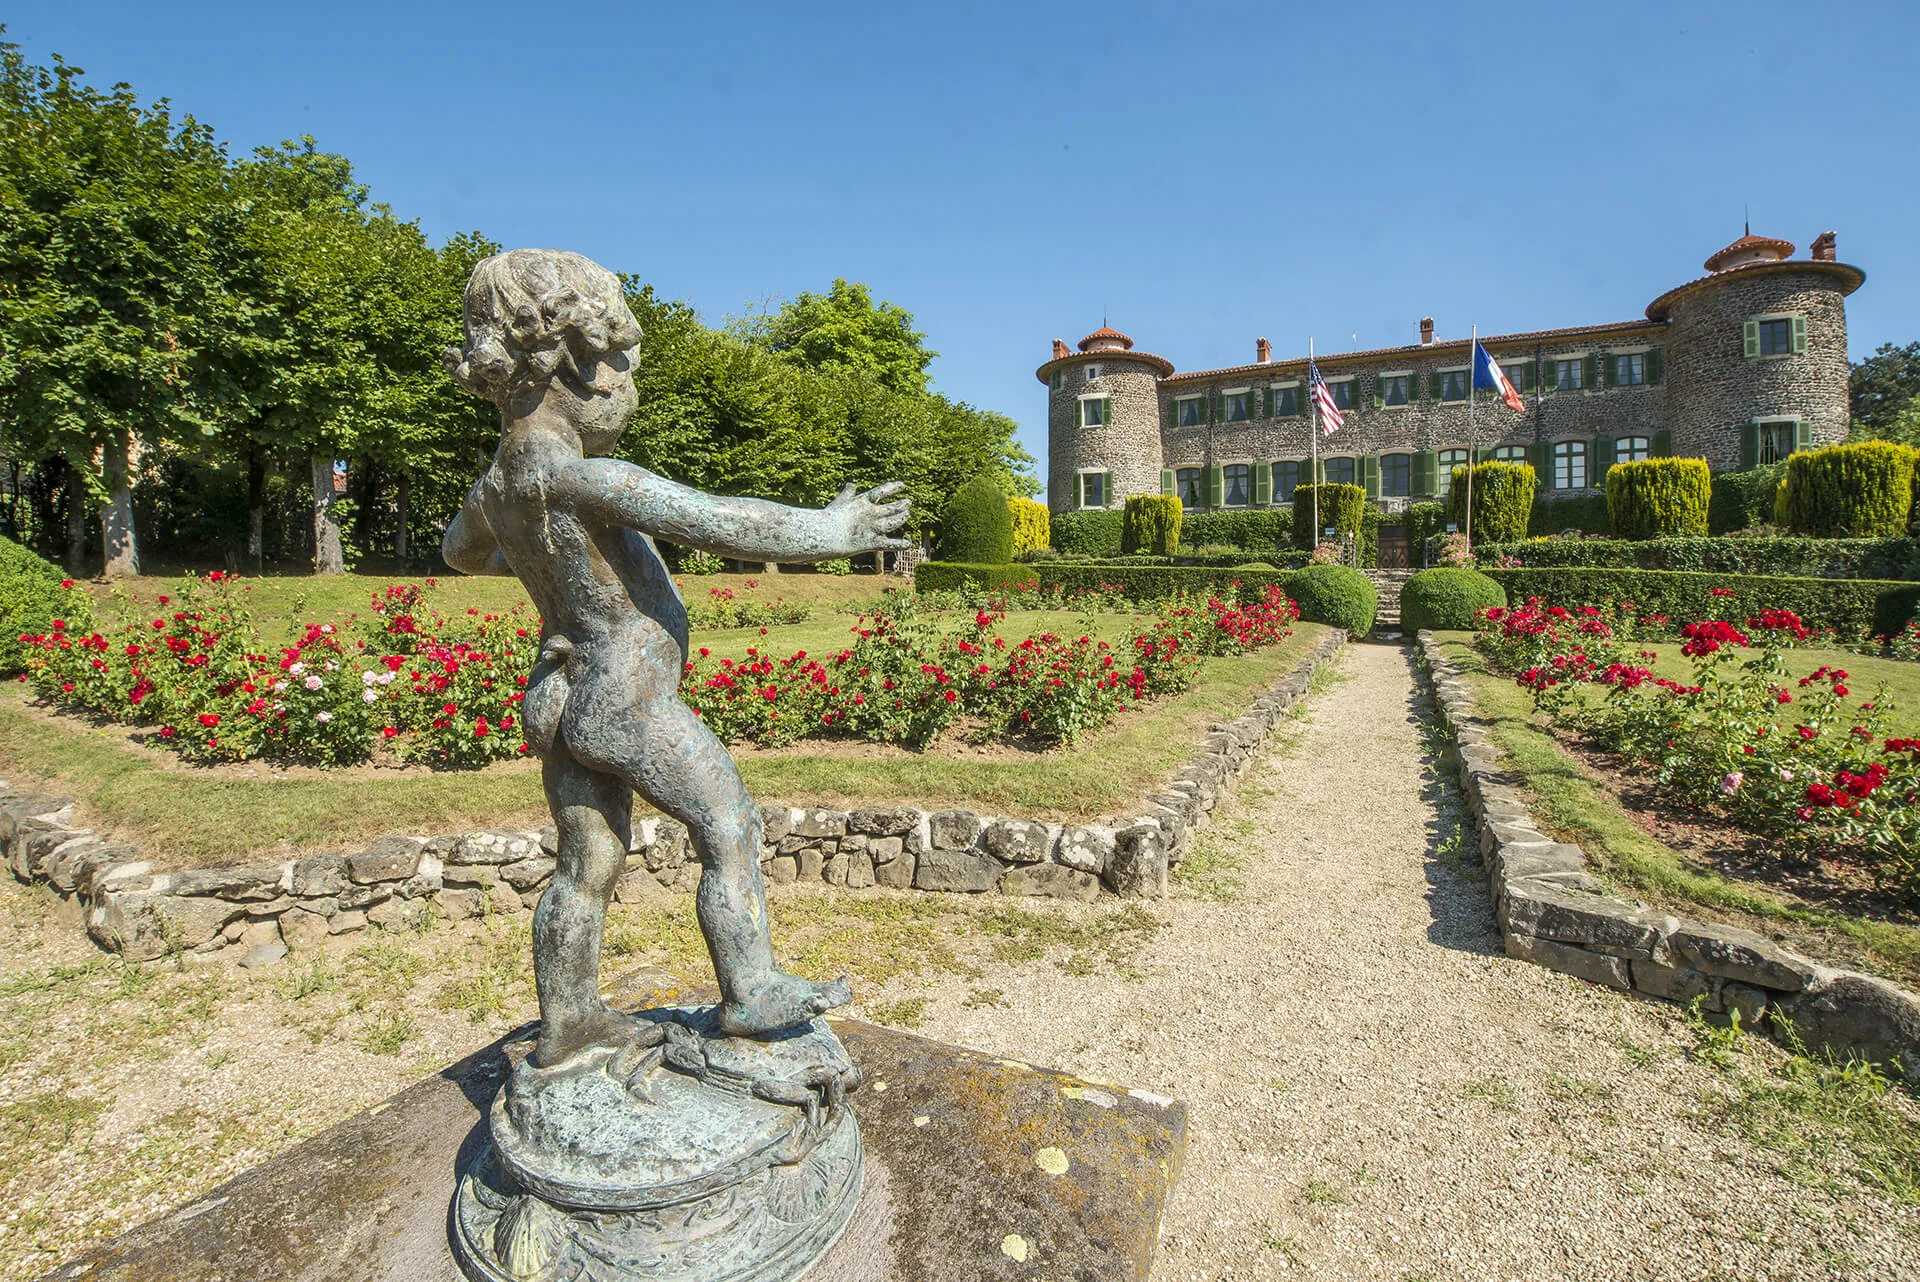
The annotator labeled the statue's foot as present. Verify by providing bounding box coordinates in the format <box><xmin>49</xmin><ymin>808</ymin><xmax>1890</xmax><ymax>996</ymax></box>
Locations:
<box><xmin>716</xmin><ymin>971</ymin><xmax>852</xmax><ymax>1037</ymax></box>
<box><xmin>533</xmin><ymin>1007</ymin><xmax>655</xmax><ymax>1069</ymax></box>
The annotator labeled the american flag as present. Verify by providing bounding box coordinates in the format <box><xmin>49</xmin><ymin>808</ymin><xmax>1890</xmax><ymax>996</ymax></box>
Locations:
<box><xmin>1308</xmin><ymin>360</ymin><xmax>1343</xmax><ymax>436</ymax></box>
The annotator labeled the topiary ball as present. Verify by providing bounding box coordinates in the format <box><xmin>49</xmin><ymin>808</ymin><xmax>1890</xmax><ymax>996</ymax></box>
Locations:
<box><xmin>1398</xmin><ymin>567</ymin><xmax>1507</xmax><ymax>634</ymax></box>
<box><xmin>1287</xmin><ymin>564</ymin><xmax>1377</xmax><ymax>637</ymax></box>
<box><xmin>936</xmin><ymin>473</ymin><xmax>1015</xmax><ymax>564</ymax></box>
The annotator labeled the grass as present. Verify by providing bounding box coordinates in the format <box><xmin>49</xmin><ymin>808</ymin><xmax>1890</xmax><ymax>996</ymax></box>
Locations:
<box><xmin>1430</xmin><ymin>632</ymin><xmax>1920</xmax><ymax>988</ymax></box>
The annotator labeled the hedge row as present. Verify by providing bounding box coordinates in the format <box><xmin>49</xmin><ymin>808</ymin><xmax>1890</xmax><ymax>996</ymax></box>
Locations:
<box><xmin>1182</xmin><ymin>508</ymin><xmax>1289</xmax><ymax>552</ymax></box>
<box><xmin>1605</xmin><ymin>458</ymin><xmax>1710</xmax><ymax>539</ymax></box>
<box><xmin>1528</xmin><ymin>493</ymin><xmax>1610</xmax><ymax>537</ymax></box>
<box><xmin>1474</xmin><ymin>535</ymin><xmax>1920</xmax><ymax>581</ymax></box>
<box><xmin>1707</xmin><ymin>463</ymin><xmax>1787</xmax><ymax>534</ymax></box>
<box><xmin>1479</xmin><ymin>567</ymin><xmax>1920</xmax><ymax>641</ymax></box>
<box><xmin>1050</xmin><ymin>510</ymin><xmax>1126</xmax><ymax>557</ymax></box>
<box><xmin>1</xmin><ymin>534</ymin><xmax>90</xmax><ymax>676</ymax></box>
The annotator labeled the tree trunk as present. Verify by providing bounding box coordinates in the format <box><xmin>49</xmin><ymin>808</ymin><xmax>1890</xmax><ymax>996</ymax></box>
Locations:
<box><xmin>100</xmin><ymin>432</ymin><xmax>140</xmax><ymax>578</ymax></box>
<box><xmin>247</xmin><ymin>445</ymin><xmax>266</xmax><ymax>570</ymax></box>
<box><xmin>310</xmin><ymin>452</ymin><xmax>345</xmax><ymax>575</ymax></box>
<box><xmin>64</xmin><ymin>468</ymin><xmax>87</xmax><ymax>574</ymax></box>
<box><xmin>352</xmin><ymin>456</ymin><xmax>378</xmax><ymax>553</ymax></box>
<box><xmin>395</xmin><ymin>474</ymin><xmax>411</xmax><ymax>563</ymax></box>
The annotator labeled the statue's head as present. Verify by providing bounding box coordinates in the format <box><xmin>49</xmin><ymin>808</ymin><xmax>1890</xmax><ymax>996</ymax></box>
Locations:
<box><xmin>445</xmin><ymin>248</ymin><xmax>643</xmax><ymax>451</ymax></box>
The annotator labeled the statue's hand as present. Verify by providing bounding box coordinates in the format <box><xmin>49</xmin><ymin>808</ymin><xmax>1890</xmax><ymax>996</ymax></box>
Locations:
<box><xmin>821</xmin><ymin>481</ymin><xmax>912</xmax><ymax>556</ymax></box>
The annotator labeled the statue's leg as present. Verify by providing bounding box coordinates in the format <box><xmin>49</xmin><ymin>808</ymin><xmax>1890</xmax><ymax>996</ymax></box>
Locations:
<box><xmin>531</xmin><ymin>746</ymin><xmax>637</xmax><ymax>1068</ymax></box>
<box><xmin>576</xmin><ymin>694</ymin><xmax>849</xmax><ymax>1037</ymax></box>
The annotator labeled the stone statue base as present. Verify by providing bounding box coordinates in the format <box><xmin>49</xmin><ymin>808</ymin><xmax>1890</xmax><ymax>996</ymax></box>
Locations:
<box><xmin>452</xmin><ymin>1007</ymin><xmax>862</xmax><ymax>1282</ymax></box>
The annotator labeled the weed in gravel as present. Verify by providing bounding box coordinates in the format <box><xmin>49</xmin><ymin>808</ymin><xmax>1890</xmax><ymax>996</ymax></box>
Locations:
<box><xmin>1464</xmin><ymin>1076</ymin><xmax>1519</xmax><ymax>1112</ymax></box>
<box><xmin>275</xmin><ymin>954</ymin><xmax>334</xmax><ymax>1002</ymax></box>
<box><xmin>437</xmin><ymin>923</ymin><xmax>534</xmax><ymax>1024</ymax></box>
<box><xmin>1175</xmin><ymin>837</ymin><xmax>1247</xmax><ymax>902</ymax></box>
<box><xmin>1615</xmin><ymin>1031</ymin><xmax>1664</xmax><ymax>1070</ymax></box>
<box><xmin>1</xmin><ymin>961</ymin><xmax>97</xmax><ymax>998</ymax></box>
<box><xmin>963</xmin><ymin>987</ymin><xmax>1006</xmax><ymax>1009</ymax></box>
<box><xmin>1258</xmin><ymin>1229</ymin><xmax>1305</xmax><ymax>1263</ymax></box>
<box><xmin>1685</xmin><ymin>997</ymin><xmax>1747</xmax><ymax>1070</ymax></box>
<box><xmin>1301</xmin><ymin>1176</ymin><xmax>1346</xmax><ymax>1205</ymax></box>
<box><xmin>349</xmin><ymin>937</ymin><xmax>427</xmax><ymax>999</ymax></box>
<box><xmin>0</xmin><ymin>1089</ymin><xmax>107</xmax><ymax>1163</ymax></box>
<box><xmin>866</xmin><ymin>997</ymin><xmax>928</xmax><ymax>1028</ymax></box>
<box><xmin>357</xmin><ymin>1010</ymin><xmax>419</xmax><ymax>1056</ymax></box>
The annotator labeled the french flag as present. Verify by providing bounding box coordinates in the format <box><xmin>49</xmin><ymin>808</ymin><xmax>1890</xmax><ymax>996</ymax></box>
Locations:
<box><xmin>1473</xmin><ymin>340</ymin><xmax>1526</xmax><ymax>414</ymax></box>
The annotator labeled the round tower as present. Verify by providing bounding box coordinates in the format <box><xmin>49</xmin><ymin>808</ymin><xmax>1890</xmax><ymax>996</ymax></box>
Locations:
<box><xmin>1648</xmin><ymin>229</ymin><xmax>1864</xmax><ymax>469</ymax></box>
<box><xmin>1036</xmin><ymin>326</ymin><xmax>1174</xmax><ymax>515</ymax></box>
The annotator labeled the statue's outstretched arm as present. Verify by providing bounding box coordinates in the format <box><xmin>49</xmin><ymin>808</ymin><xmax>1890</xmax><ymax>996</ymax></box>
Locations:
<box><xmin>443</xmin><ymin>476</ymin><xmax>512</xmax><ymax>575</ymax></box>
<box><xmin>557</xmin><ymin>459</ymin><xmax>911</xmax><ymax>563</ymax></box>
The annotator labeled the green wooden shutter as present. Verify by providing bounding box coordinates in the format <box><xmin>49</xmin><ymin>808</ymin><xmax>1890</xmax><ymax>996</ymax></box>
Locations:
<box><xmin>1793</xmin><ymin>419</ymin><xmax>1813</xmax><ymax>453</ymax></box>
<box><xmin>1205</xmin><ymin>465</ymin><xmax>1224</xmax><ymax>508</ymax></box>
<box><xmin>1372</xmin><ymin>377</ymin><xmax>1385</xmax><ymax>409</ymax></box>
<box><xmin>1542</xmin><ymin>360</ymin><xmax>1558</xmax><ymax>392</ymax></box>
<box><xmin>1159</xmin><ymin>468</ymin><xmax>1175</xmax><ymax>497</ymax></box>
<box><xmin>1252</xmin><ymin>460</ymin><xmax>1272</xmax><ymax>505</ymax></box>
<box><xmin>1792</xmin><ymin>316</ymin><xmax>1808</xmax><ymax>354</ymax></box>
<box><xmin>1527</xmin><ymin>441</ymin><xmax>1552</xmax><ymax>479</ymax></box>
<box><xmin>1593</xmin><ymin>435</ymin><xmax>1617</xmax><ymax>483</ymax></box>
<box><xmin>1739</xmin><ymin>422</ymin><xmax>1760</xmax><ymax>470</ymax></box>
<box><xmin>1583</xmin><ymin>354</ymin><xmax>1599</xmax><ymax>390</ymax></box>
<box><xmin>1743</xmin><ymin>321</ymin><xmax>1760</xmax><ymax>358</ymax></box>
<box><xmin>1412</xmin><ymin>450</ymin><xmax>1437</xmax><ymax>496</ymax></box>
<box><xmin>1651</xmin><ymin>430</ymin><xmax>1672</xmax><ymax>457</ymax></box>
<box><xmin>1102</xmin><ymin>398</ymin><xmax>1114</xmax><ymax>426</ymax></box>
<box><xmin>1357</xmin><ymin>455</ymin><xmax>1378</xmax><ymax>499</ymax></box>
<box><xmin>1424</xmin><ymin>372</ymin><xmax>1439</xmax><ymax>402</ymax></box>
<box><xmin>1519</xmin><ymin>361</ymin><xmax>1536</xmax><ymax>392</ymax></box>
<box><xmin>1211</xmin><ymin>391</ymin><xmax>1223</xmax><ymax>422</ymax></box>
<box><xmin>1162</xmin><ymin>397</ymin><xmax>1175</xmax><ymax>431</ymax></box>
<box><xmin>1646</xmin><ymin>347</ymin><xmax>1664</xmax><ymax>386</ymax></box>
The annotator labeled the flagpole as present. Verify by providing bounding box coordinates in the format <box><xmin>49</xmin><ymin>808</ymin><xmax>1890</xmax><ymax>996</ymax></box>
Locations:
<box><xmin>1309</xmin><ymin>336</ymin><xmax>1320</xmax><ymax>545</ymax></box>
<box><xmin>1465</xmin><ymin>325</ymin><xmax>1477</xmax><ymax>550</ymax></box>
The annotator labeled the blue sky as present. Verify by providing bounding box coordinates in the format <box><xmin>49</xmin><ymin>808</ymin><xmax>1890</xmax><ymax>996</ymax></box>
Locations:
<box><xmin>12</xmin><ymin>1</ymin><xmax>1917</xmax><ymax>500</ymax></box>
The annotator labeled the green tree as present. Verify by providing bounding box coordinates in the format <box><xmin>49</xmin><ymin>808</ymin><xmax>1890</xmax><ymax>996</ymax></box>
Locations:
<box><xmin>752</xmin><ymin>279</ymin><xmax>936</xmax><ymax>394</ymax></box>
<box><xmin>1850</xmin><ymin>341</ymin><xmax>1920</xmax><ymax>436</ymax></box>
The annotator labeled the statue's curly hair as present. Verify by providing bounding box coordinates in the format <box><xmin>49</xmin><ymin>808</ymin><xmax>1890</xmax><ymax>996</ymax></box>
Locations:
<box><xmin>445</xmin><ymin>249</ymin><xmax>643</xmax><ymax>405</ymax></box>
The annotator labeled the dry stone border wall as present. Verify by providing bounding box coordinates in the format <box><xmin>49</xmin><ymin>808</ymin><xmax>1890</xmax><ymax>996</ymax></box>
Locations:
<box><xmin>1417</xmin><ymin>630</ymin><xmax>1920</xmax><ymax>1076</ymax></box>
<box><xmin>2</xmin><ymin>631</ymin><xmax>1345</xmax><ymax>963</ymax></box>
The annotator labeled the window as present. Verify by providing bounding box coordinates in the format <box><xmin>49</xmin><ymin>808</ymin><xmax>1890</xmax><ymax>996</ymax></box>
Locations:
<box><xmin>1612</xmin><ymin>353</ymin><xmax>1645</xmax><ymax>386</ymax></box>
<box><xmin>1501</xmin><ymin>362</ymin><xmax>1529</xmax><ymax>392</ymax></box>
<box><xmin>1175</xmin><ymin>396</ymin><xmax>1204</xmax><ymax>427</ymax></box>
<box><xmin>1272</xmin><ymin>460</ymin><xmax>1301</xmax><ymax>498</ymax></box>
<box><xmin>1080</xmin><ymin>397</ymin><xmax>1109</xmax><ymax>428</ymax></box>
<box><xmin>1758</xmin><ymin>421</ymin><xmax>1796</xmax><ymax>464</ymax></box>
<box><xmin>1552</xmin><ymin>441</ymin><xmax>1587</xmax><ymax>490</ymax></box>
<box><xmin>1617</xmin><ymin>435</ymin><xmax>1651</xmax><ymax>464</ymax></box>
<box><xmin>1223</xmin><ymin>463</ymin><xmax>1252</xmax><ymax>506</ymax></box>
<box><xmin>1381</xmin><ymin>375</ymin><xmax>1411</xmax><ymax>406</ymax></box>
<box><xmin>1554</xmin><ymin>358</ymin><xmax>1584</xmax><ymax>391</ymax></box>
<box><xmin>1271</xmin><ymin>385</ymin><xmax>1301</xmax><ymax>416</ymax></box>
<box><xmin>1049</xmin><ymin>369</ymin><xmax>1064</xmax><ymax>391</ymax></box>
<box><xmin>1176</xmin><ymin>467</ymin><xmax>1204</xmax><ymax>509</ymax></box>
<box><xmin>1437</xmin><ymin>448</ymin><xmax>1470</xmax><ymax>495</ymax></box>
<box><xmin>1759</xmin><ymin>319</ymin><xmax>1793</xmax><ymax>356</ymax></box>
<box><xmin>1079</xmin><ymin>472</ymin><xmax>1105</xmax><ymax>508</ymax></box>
<box><xmin>1223</xmin><ymin>391</ymin><xmax>1251</xmax><ymax>422</ymax></box>
<box><xmin>1492</xmin><ymin>445</ymin><xmax>1527</xmax><ymax>463</ymax></box>
<box><xmin>1330</xmin><ymin>379</ymin><xmax>1356</xmax><ymax>411</ymax></box>
<box><xmin>1440</xmin><ymin>370</ymin><xmax>1469</xmax><ymax>402</ymax></box>
<box><xmin>1322</xmin><ymin>457</ymin><xmax>1355</xmax><ymax>485</ymax></box>
<box><xmin>1084</xmin><ymin>363</ymin><xmax>1102</xmax><ymax>383</ymax></box>
<box><xmin>1381</xmin><ymin>453</ymin><xmax>1411</xmax><ymax>497</ymax></box>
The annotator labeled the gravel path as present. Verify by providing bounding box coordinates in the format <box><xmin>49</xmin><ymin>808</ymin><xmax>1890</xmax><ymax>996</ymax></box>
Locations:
<box><xmin>914</xmin><ymin>642</ymin><xmax>1919</xmax><ymax>1281</ymax></box>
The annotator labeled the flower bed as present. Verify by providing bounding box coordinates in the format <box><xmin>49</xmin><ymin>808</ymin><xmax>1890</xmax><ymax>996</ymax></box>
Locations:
<box><xmin>16</xmin><ymin>574</ymin><xmax>1301</xmax><ymax>766</ymax></box>
<box><xmin>1475</xmin><ymin>593</ymin><xmax>1920</xmax><ymax>904</ymax></box>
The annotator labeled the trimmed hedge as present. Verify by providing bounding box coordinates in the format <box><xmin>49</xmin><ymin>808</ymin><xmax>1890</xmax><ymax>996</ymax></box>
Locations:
<box><xmin>1288</xmin><ymin>564</ymin><xmax>1377</xmax><ymax>636</ymax></box>
<box><xmin>1605</xmin><ymin>458</ymin><xmax>1710</xmax><ymax>539</ymax></box>
<box><xmin>1707</xmin><ymin>463</ymin><xmax>1786</xmax><ymax>534</ymax></box>
<box><xmin>1008</xmin><ymin>497</ymin><xmax>1050</xmax><ymax>558</ymax></box>
<box><xmin>911</xmin><ymin>562</ymin><xmax>1040</xmax><ymax>593</ymax></box>
<box><xmin>1290</xmin><ymin>483</ymin><xmax>1366</xmax><ymax>548</ymax></box>
<box><xmin>1182</xmin><ymin>508</ymin><xmax>1288</xmax><ymax>553</ymax></box>
<box><xmin>937</xmin><ymin>474</ymin><xmax>1014</xmax><ymax>563</ymax></box>
<box><xmin>1122</xmin><ymin>495</ymin><xmax>1183</xmax><ymax>556</ymax></box>
<box><xmin>1398</xmin><ymin>568</ymin><xmax>1507</xmax><ymax>632</ymax></box>
<box><xmin>1</xmin><ymin>534</ymin><xmax>89</xmax><ymax>676</ymax></box>
<box><xmin>1528</xmin><ymin>493</ymin><xmax>1609</xmax><ymax>538</ymax></box>
<box><xmin>1405</xmin><ymin>502</ymin><xmax>1449</xmax><ymax>565</ymax></box>
<box><xmin>1474</xmin><ymin>535</ymin><xmax>1920</xmax><ymax>580</ymax></box>
<box><xmin>1479</xmin><ymin>566</ymin><xmax>1920</xmax><ymax>641</ymax></box>
<box><xmin>1452</xmin><ymin>461</ymin><xmax>1535</xmax><ymax>544</ymax></box>
<box><xmin>1050</xmin><ymin>509</ymin><xmax>1125</xmax><ymax>557</ymax></box>
<box><xmin>1778</xmin><ymin>441</ymin><xmax>1919</xmax><ymax>537</ymax></box>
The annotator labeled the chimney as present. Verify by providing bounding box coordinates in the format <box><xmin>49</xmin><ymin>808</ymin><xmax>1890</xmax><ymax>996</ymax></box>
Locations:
<box><xmin>1811</xmin><ymin>230</ymin><xmax>1837</xmax><ymax>262</ymax></box>
<box><xmin>1256</xmin><ymin>337</ymin><xmax>1272</xmax><ymax>365</ymax></box>
<box><xmin>1051</xmin><ymin>338</ymin><xmax>1070</xmax><ymax>360</ymax></box>
<box><xmin>1419</xmin><ymin>317</ymin><xmax>1435</xmax><ymax>345</ymax></box>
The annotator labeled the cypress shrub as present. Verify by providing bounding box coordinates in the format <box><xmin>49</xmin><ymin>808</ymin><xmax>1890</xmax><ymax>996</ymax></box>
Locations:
<box><xmin>1182</xmin><ymin>508</ymin><xmax>1287</xmax><ymax>552</ymax></box>
<box><xmin>1122</xmin><ymin>495</ymin><xmax>1183</xmax><ymax>556</ymax></box>
<box><xmin>1604</xmin><ymin>458</ymin><xmax>1711</xmax><ymax>540</ymax></box>
<box><xmin>1288</xmin><ymin>564</ymin><xmax>1377</xmax><ymax>636</ymax></box>
<box><xmin>1528</xmin><ymin>494</ymin><xmax>1610</xmax><ymax>537</ymax></box>
<box><xmin>1007</xmin><ymin>497</ymin><xmax>1050</xmax><ymax>558</ymax></box>
<box><xmin>937</xmin><ymin>474</ymin><xmax>1015</xmax><ymax>563</ymax></box>
<box><xmin>1398</xmin><ymin>567</ymin><xmax>1507</xmax><ymax>632</ymax></box>
<box><xmin>1049</xmin><ymin>509</ymin><xmax>1125</xmax><ymax>557</ymax></box>
<box><xmin>1450</xmin><ymin>461</ymin><xmax>1535</xmax><ymax>544</ymax></box>
<box><xmin>1777</xmin><ymin>441</ymin><xmax>1919</xmax><ymax>537</ymax></box>
<box><xmin>1290</xmin><ymin>483</ymin><xmax>1366</xmax><ymax>548</ymax></box>
<box><xmin>0</xmin><ymin>534</ymin><xmax>91</xmax><ymax>676</ymax></box>
<box><xmin>1707</xmin><ymin>463</ymin><xmax>1787</xmax><ymax>534</ymax></box>
<box><xmin>1478</xmin><ymin>567</ymin><xmax>1918</xmax><ymax>641</ymax></box>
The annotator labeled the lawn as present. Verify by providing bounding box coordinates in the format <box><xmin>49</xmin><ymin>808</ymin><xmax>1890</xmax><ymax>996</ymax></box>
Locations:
<box><xmin>4</xmin><ymin>568</ymin><xmax>1332</xmax><ymax>868</ymax></box>
<box><xmin>1429</xmin><ymin>631</ymin><xmax>1920</xmax><ymax>988</ymax></box>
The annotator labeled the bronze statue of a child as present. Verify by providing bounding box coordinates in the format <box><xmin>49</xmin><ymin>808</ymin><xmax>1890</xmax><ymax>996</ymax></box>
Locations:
<box><xmin>441</xmin><ymin>249</ymin><xmax>910</xmax><ymax>1067</ymax></box>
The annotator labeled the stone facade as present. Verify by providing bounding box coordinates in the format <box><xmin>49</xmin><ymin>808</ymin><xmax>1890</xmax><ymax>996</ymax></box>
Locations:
<box><xmin>1040</xmin><ymin>231</ymin><xmax>1863</xmax><ymax>515</ymax></box>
